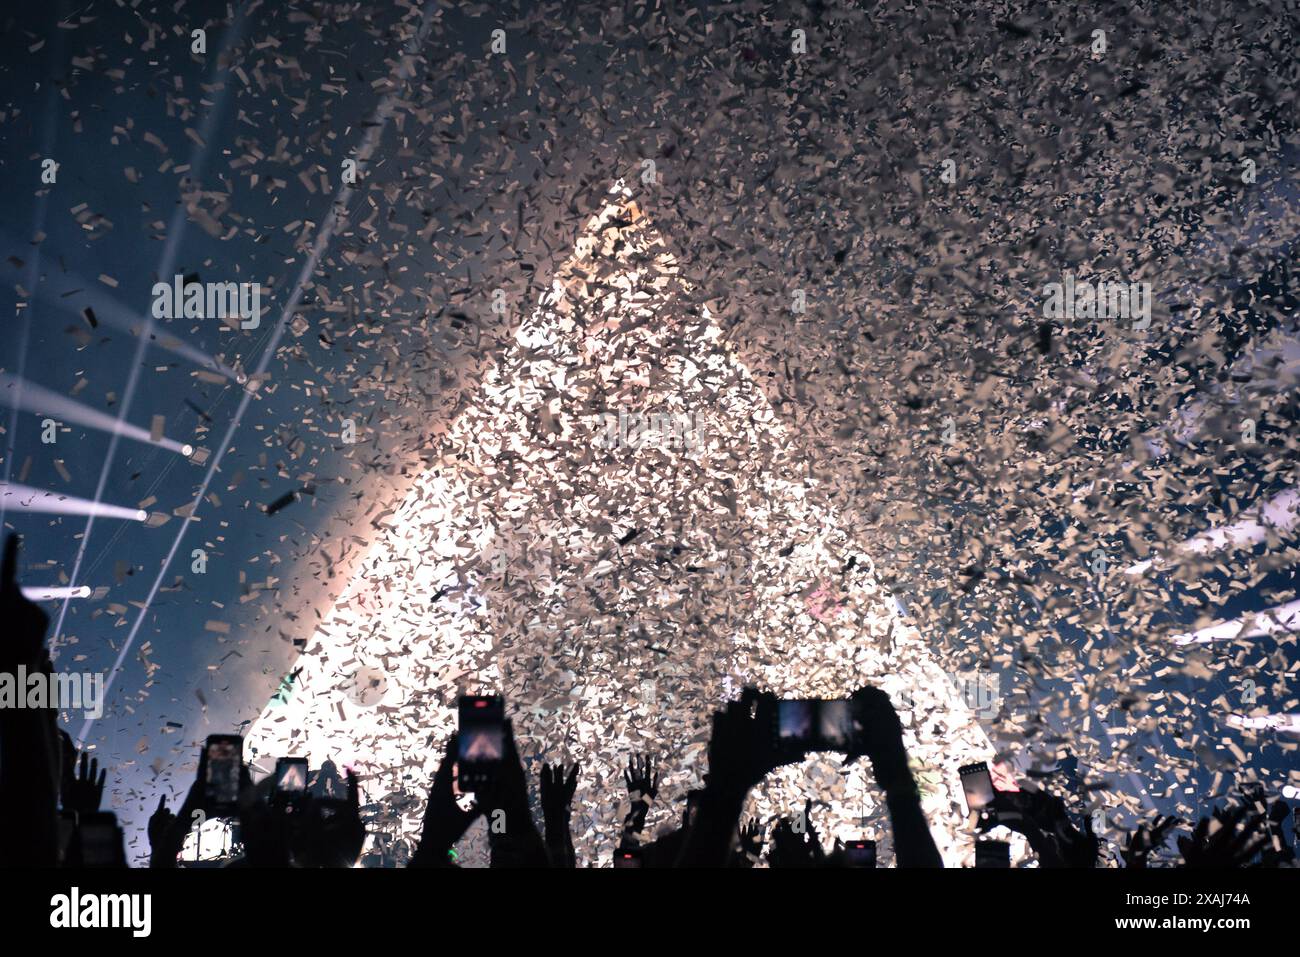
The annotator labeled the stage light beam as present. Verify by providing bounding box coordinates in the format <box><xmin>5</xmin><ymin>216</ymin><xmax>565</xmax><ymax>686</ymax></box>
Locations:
<box><xmin>1</xmin><ymin>482</ymin><xmax>151</xmax><ymax>522</ymax></box>
<box><xmin>0</xmin><ymin>373</ymin><xmax>195</xmax><ymax>458</ymax></box>
<box><xmin>1126</xmin><ymin>487</ymin><xmax>1300</xmax><ymax>576</ymax></box>
<box><xmin>22</xmin><ymin>585</ymin><xmax>93</xmax><ymax>600</ymax></box>
<box><xmin>50</xmin><ymin>6</ymin><xmax>251</xmax><ymax>648</ymax></box>
<box><xmin>1170</xmin><ymin>598</ymin><xmax>1300</xmax><ymax>645</ymax></box>
<box><xmin>77</xmin><ymin>0</ymin><xmax>443</xmax><ymax>749</ymax></box>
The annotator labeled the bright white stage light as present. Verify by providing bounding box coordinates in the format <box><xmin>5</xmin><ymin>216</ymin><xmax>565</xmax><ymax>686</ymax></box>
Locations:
<box><xmin>1</xmin><ymin>482</ymin><xmax>151</xmax><ymax>522</ymax></box>
<box><xmin>1171</xmin><ymin>598</ymin><xmax>1300</xmax><ymax>645</ymax></box>
<box><xmin>1127</xmin><ymin>487</ymin><xmax>1300</xmax><ymax>576</ymax></box>
<box><xmin>16</xmin><ymin>272</ymin><xmax>245</xmax><ymax>382</ymax></box>
<box><xmin>22</xmin><ymin>585</ymin><xmax>93</xmax><ymax>600</ymax></box>
<box><xmin>1225</xmin><ymin>713</ymin><xmax>1300</xmax><ymax>734</ymax></box>
<box><xmin>0</xmin><ymin>372</ymin><xmax>195</xmax><ymax>457</ymax></box>
<box><xmin>243</xmin><ymin>188</ymin><xmax>1014</xmax><ymax>867</ymax></box>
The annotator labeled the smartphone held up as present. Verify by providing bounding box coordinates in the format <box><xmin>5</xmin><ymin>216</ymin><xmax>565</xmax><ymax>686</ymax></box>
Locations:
<box><xmin>202</xmin><ymin>734</ymin><xmax>243</xmax><ymax>816</ymax></box>
<box><xmin>773</xmin><ymin>698</ymin><xmax>858</xmax><ymax>758</ymax></box>
<box><xmin>457</xmin><ymin>694</ymin><xmax>505</xmax><ymax>792</ymax></box>
<box><xmin>959</xmin><ymin>762</ymin><xmax>996</xmax><ymax>816</ymax></box>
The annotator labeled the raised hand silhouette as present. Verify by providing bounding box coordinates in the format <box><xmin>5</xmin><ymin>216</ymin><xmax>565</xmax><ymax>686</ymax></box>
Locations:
<box><xmin>732</xmin><ymin>817</ymin><xmax>765</xmax><ymax>867</ymax></box>
<box><xmin>65</xmin><ymin>748</ymin><xmax>107</xmax><ymax>816</ymax></box>
<box><xmin>411</xmin><ymin>733</ymin><xmax>480</xmax><ymax>868</ymax></box>
<box><xmin>704</xmin><ymin>687</ymin><xmax>783</xmax><ymax>799</ymax></box>
<box><xmin>623</xmin><ymin>754</ymin><xmax>659</xmax><ymax>800</ymax></box>
<box><xmin>233</xmin><ymin>775</ymin><xmax>292</xmax><ymax>868</ymax></box>
<box><xmin>1178</xmin><ymin>805</ymin><xmax>1269</xmax><ymax>868</ymax></box>
<box><xmin>539</xmin><ymin>760</ymin><xmax>580</xmax><ymax>868</ymax></box>
<box><xmin>148</xmin><ymin>766</ymin><xmax>207</xmax><ymax>869</ymax></box>
<box><xmin>540</xmin><ymin>761</ymin><xmax>580</xmax><ymax>817</ymax></box>
<box><xmin>981</xmin><ymin>788</ymin><xmax>1098</xmax><ymax>868</ymax></box>
<box><xmin>147</xmin><ymin>795</ymin><xmax>178</xmax><ymax>864</ymax></box>
<box><xmin>769</xmin><ymin>801</ymin><xmax>827</xmax><ymax>868</ymax></box>
<box><xmin>620</xmin><ymin>753</ymin><xmax>660</xmax><ymax>844</ymax></box>
<box><xmin>1121</xmin><ymin>814</ymin><xmax>1178</xmax><ymax>868</ymax></box>
<box><xmin>844</xmin><ymin>686</ymin><xmax>910</xmax><ymax>785</ymax></box>
<box><xmin>295</xmin><ymin>769</ymin><xmax>367</xmax><ymax>867</ymax></box>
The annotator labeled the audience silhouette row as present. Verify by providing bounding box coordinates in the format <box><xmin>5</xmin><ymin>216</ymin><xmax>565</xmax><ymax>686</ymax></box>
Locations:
<box><xmin>2</xmin><ymin>534</ymin><xmax>1293</xmax><ymax>868</ymax></box>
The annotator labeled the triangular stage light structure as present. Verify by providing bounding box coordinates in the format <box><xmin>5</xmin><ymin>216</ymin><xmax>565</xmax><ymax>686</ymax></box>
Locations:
<box><xmin>245</xmin><ymin>181</ymin><xmax>1010</xmax><ymax>866</ymax></box>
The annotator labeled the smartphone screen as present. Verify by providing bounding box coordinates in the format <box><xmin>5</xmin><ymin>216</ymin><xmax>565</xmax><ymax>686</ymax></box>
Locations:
<box><xmin>204</xmin><ymin>735</ymin><xmax>243</xmax><ymax>812</ymax></box>
<box><xmin>775</xmin><ymin>699</ymin><xmax>857</xmax><ymax>754</ymax></box>
<box><xmin>776</xmin><ymin>699</ymin><xmax>817</xmax><ymax>753</ymax></box>
<box><xmin>817</xmin><ymin>700</ymin><xmax>855</xmax><ymax>751</ymax></box>
<box><xmin>457</xmin><ymin>695</ymin><xmax>504</xmax><ymax>791</ymax></box>
<box><xmin>959</xmin><ymin>762</ymin><xmax>996</xmax><ymax>813</ymax></box>
<box><xmin>843</xmin><ymin>839</ymin><xmax>877</xmax><ymax>868</ymax></box>
<box><xmin>613</xmin><ymin>847</ymin><xmax>643</xmax><ymax>868</ymax></box>
<box><xmin>273</xmin><ymin>757</ymin><xmax>308</xmax><ymax>805</ymax></box>
<box><xmin>975</xmin><ymin>839</ymin><xmax>1010</xmax><ymax>868</ymax></box>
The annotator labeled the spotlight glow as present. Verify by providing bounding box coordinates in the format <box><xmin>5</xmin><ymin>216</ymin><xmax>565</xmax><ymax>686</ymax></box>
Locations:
<box><xmin>243</xmin><ymin>189</ymin><xmax>1011</xmax><ymax>868</ymax></box>
<box><xmin>22</xmin><ymin>585</ymin><xmax>93</xmax><ymax>600</ymax></box>
<box><xmin>1170</xmin><ymin>598</ymin><xmax>1300</xmax><ymax>645</ymax></box>
<box><xmin>1</xmin><ymin>482</ymin><xmax>152</xmax><ymax>522</ymax></box>
<box><xmin>1128</xmin><ymin>487</ymin><xmax>1300</xmax><ymax>576</ymax></box>
<box><xmin>0</xmin><ymin>372</ymin><xmax>195</xmax><ymax>457</ymax></box>
<box><xmin>1225</xmin><ymin>713</ymin><xmax>1300</xmax><ymax>734</ymax></box>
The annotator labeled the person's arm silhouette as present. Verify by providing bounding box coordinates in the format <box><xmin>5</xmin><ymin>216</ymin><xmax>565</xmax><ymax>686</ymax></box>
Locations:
<box><xmin>1178</xmin><ymin>805</ymin><xmax>1269</xmax><ymax>868</ymax></box>
<box><xmin>0</xmin><ymin>534</ymin><xmax>60</xmax><ymax>867</ymax></box>
<box><xmin>478</xmin><ymin>720</ymin><xmax>548</xmax><ymax>867</ymax></box>
<box><xmin>981</xmin><ymin>788</ymin><xmax>1098</xmax><ymax>867</ymax></box>
<box><xmin>539</xmin><ymin>760</ymin><xmax>579</xmax><ymax>867</ymax></box>
<box><xmin>845</xmin><ymin>686</ymin><xmax>943</xmax><ymax>868</ymax></box>
<box><xmin>677</xmin><ymin>687</ymin><xmax>782</xmax><ymax>867</ymax></box>
<box><xmin>410</xmin><ymin>733</ymin><xmax>480</xmax><ymax>868</ymax></box>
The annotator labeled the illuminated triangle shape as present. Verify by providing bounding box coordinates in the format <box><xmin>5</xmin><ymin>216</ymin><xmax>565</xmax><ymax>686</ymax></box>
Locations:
<box><xmin>245</xmin><ymin>181</ymin><xmax>1004</xmax><ymax>866</ymax></box>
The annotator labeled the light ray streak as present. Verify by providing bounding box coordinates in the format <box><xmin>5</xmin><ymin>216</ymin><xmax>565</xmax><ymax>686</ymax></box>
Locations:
<box><xmin>0</xmin><ymin>4</ymin><xmax>64</xmax><ymax>528</ymax></box>
<box><xmin>1170</xmin><ymin>597</ymin><xmax>1300</xmax><ymax>645</ymax></box>
<box><xmin>0</xmin><ymin>373</ymin><xmax>193</xmax><ymax>456</ymax></box>
<box><xmin>52</xmin><ymin>8</ymin><xmax>250</xmax><ymax>643</ymax></box>
<box><xmin>23</xmin><ymin>585</ymin><xmax>93</xmax><ymax>600</ymax></box>
<box><xmin>1</xmin><ymin>482</ymin><xmax>149</xmax><ymax>522</ymax></box>
<box><xmin>77</xmin><ymin>0</ymin><xmax>441</xmax><ymax>748</ymax></box>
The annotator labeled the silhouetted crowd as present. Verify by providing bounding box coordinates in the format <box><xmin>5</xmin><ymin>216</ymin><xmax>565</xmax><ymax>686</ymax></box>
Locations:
<box><xmin>3</xmin><ymin>534</ymin><xmax>1294</xmax><ymax>868</ymax></box>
